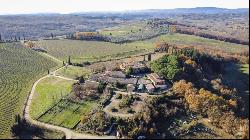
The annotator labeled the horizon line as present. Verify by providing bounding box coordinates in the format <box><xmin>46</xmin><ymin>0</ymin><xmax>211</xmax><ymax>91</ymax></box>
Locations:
<box><xmin>0</xmin><ymin>6</ymin><xmax>249</xmax><ymax>16</ymax></box>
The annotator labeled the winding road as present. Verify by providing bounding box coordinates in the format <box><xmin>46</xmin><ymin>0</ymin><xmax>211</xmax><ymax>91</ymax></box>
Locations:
<box><xmin>23</xmin><ymin>59</ymin><xmax>116</xmax><ymax>139</ymax></box>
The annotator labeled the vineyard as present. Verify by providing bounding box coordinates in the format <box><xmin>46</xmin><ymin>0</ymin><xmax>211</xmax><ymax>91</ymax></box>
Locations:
<box><xmin>35</xmin><ymin>33</ymin><xmax>248</xmax><ymax>65</ymax></box>
<box><xmin>0</xmin><ymin>43</ymin><xmax>59</xmax><ymax>138</ymax></box>
<box><xmin>35</xmin><ymin>39</ymin><xmax>154</xmax><ymax>63</ymax></box>
<box><xmin>74</xmin><ymin>20</ymin><xmax>170</xmax><ymax>43</ymax></box>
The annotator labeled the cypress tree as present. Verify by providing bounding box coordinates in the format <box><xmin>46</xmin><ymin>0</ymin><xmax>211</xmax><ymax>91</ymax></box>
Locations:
<box><xmin>68</xmin><ymin>56</ymin><xmax>71</xmax><ymax>65</ymax></box>
<box><xmin>148</xmin><ymin>54</ymin><xmax>151</xmax><ymax>61</ymax></box>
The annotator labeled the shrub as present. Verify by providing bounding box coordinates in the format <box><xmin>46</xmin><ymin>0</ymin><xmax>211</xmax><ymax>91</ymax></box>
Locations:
<box><xmin>127</xmin><ymin>108</ymin><xmax>134</xmax><ymax>114</ymax></box>
<box><xmin>97</xmin><ymin>82</ymin><xmax>106</xmax><ymax>93</ymax></box>
<box><xmin>111</xmin><ymin>108</ymin><xmax>118</xmax><ymax>112</ymax></box>
<box><xmin>115</xmin><ymin>93</ymin><xmax>122</xmax><ymax>99</ymax></box>
<box><xmin>119</xmin><ymin>95</ymin><xmax>134</xmax><ymax>108</ymax></box>
<box><xmin>80</xmin><ymin>115</ymin><xmax>88</xmax><ymax>124</ymax></box>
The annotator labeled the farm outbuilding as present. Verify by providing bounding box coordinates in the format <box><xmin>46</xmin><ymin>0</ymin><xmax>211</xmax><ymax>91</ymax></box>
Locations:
<box><xmin>104</xmin><ymin>70</ymin><xmax>126</xmax><ymax>78</ymax></box>
<box><xmin>147</xmin><ymin>73</ymin><xmax>165</xmax><ymax>85</ymax></box>
<box><xmin>145</xmin><ymin>84</ymin><xmax>155</xmax><ymax>93</ymax></box>
<box><xmin>127</xmin><ymin>84</ymin><xmax>135</xmax><ymax>92</ymax></box>
<box><xmin>138</xmin><ymin>84</ymin><xmax>145</xmax><ymax>92</ymax></box>
<box><xmin>120</xmin><ymin>61</ymin><xmax>148</xmax><ymax>74</ymax></box>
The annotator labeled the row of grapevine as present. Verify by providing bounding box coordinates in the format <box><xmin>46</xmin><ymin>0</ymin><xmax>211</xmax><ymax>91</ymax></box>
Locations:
<box><xmin>0</xmin><ymin>43</ymin><xmax>58</xmax><ymax>138</ymax></box>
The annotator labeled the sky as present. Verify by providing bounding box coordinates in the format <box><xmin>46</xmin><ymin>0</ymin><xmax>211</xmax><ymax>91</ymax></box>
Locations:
<box><xmin>0</xmin><ymin>0</ymin><xmax>249</xmax><ymax>15</ymax></box>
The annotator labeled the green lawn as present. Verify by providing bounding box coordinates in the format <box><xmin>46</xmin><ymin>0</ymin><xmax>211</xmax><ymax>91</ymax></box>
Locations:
<box><xmin>56</xmin><ymin>65</ymin><xmax>91</xmax><ymax>79</ymax></box>
<box><xmin>38</xmin><ymin>99</ymin><xmax>95</xmax><ymax>129</ymax></box>
<box><xmin>30</xmin><ymin>77</ymin><xmax>75</xmax><ymax>119</ymax></box>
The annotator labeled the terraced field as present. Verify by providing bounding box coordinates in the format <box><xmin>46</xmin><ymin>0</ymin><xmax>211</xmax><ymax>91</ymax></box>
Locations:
<box><xmin>0</xmin><ymin>43</ymin><xmax>59</xmax><ymax>138</ymax></box>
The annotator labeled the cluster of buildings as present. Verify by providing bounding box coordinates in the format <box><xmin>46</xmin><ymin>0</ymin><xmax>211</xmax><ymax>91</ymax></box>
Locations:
<box><xmin>90</xmin><ymin>60</ymin><xmax>170</xmax><ymax>94</ymax></box>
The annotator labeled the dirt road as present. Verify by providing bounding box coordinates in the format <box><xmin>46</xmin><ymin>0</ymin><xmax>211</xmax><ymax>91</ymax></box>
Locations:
<box><xmin>23</xmin><ymin>64</ymin><xmax>116</xmax><ymax>139</ymax></box>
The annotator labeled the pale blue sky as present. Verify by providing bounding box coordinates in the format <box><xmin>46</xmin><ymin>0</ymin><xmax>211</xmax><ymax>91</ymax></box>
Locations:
<box><xmin>0</xmin><ymin>0</ymin><xmax>249</xmax><ymax>15</ymax></box>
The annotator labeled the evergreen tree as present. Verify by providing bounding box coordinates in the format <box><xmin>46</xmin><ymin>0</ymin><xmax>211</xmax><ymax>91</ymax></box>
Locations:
<box><xmin>79</xmin><ymin>76</ymin><xmax>85</xmax><ymax>83</ymax></box>
<box><xmin>68</xmin><ymin>56</ymin><xmax>71</xmax><ymax>65</ymax></box>
<box><xmin>148</xmin><ymin>54</ymin><xmax>152</xmax><ymax>61</ymax></box>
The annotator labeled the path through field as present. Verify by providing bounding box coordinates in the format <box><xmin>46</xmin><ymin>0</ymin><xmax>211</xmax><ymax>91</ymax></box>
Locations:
<box><xmin>23</xmin><ymin>63</ymin><xmax>116</xmax><ymax>139</ymax></box>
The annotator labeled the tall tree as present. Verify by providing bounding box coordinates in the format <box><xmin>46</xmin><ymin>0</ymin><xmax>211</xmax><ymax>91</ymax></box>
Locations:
<box><xmin>51</xmin><ymin>33</ymin><xmax>54</xmax><ymax>39</ymax></box>
<box><xmin>151</xmin><ymin>54</ymin><xmax>181</xmax><ymax>80</ymax></box>
<box><xmin>148</xmin><ymin>54</ymin><xmax>151</xmax><ymax>61</ymax></box>
<box><xmin>0</xmin><ymin>34</ymin><xmax>2</xmax><ymax>41</ymax></box>
<box><xmin>68</xmin><ymin>56</ymin><xmax>71</xmax><ymax>65</ymax></box>
<box><xmin>79</xmin><ymin>76</ymin><xmax>85</xmax><ymax>83</ymax></box>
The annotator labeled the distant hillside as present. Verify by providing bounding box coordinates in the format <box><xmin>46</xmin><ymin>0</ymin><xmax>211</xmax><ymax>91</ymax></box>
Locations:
<box><xmin>73</xmin><ymin>7</ymin><xmax>249</xmax><ymax>15</ymax></box>
<box><xmin>0</xmin><ymin>7</ymin><xmax>248</xmax><ymax>40</ymax></box>
<box><xmin>138</xmin><ymin>7</ymin><xmax>249</xmax><ymax>14</ymax></box>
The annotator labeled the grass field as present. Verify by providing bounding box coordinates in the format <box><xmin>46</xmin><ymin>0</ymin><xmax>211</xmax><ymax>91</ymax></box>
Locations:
<box><xmin>37</xmin><ymin>99</ymin><xmax>95</xmax><ymax>129</ymax></box>
<box><xmin>30</xmin><ymin>76</ymin><xmax>96</xmax><ymax>129</ymax></box>
<box><xmin>145</xmin><ymin>33</ymin><xmax>249</xmax><ymax>54</ymax></box>
<box><xmin>56</xmin><ymin>65</ymin><xmax>91</xmax><ymax>79</ymax></box>
<box><xmin>35</xmin><ymin>33</ymin><xmax>248</xmax><ymax>64</ymax></box>
<box><xmin>98</xmin><ymin>21</ymin><xmax>146</xmax><ymax>36</ymax></box>
<box><xmin>30</xmin><ymin>77</ymin><xmax>75</xmax><ymax>119</ymax></box>
<box><xmin>0</xmin><ymin>43</ymin><xmax>59</xmax><ymax>138</ymax></box>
